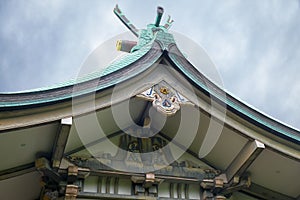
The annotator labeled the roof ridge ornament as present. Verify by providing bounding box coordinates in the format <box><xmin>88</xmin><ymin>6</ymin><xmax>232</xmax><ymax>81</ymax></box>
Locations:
<box><xmin>114</xmin><ymin>4</ymin><xmax>175</xmax><ymax>53</ymax></box>
<box><xmin>113</xmin><ymin>4</ymin><xmax>174</xmax><ymax>36</ymax></box>
<box><xmin>155</xmin><ymin>6</ymin><xmax>164</xmax><ymax>27</ymax></box>
<box><xmin>163</xmin><ymin>15</ymin><xmax>174</xmax><ymax>30</ymax></box>
<box><xmin>113</xmin><ymin>4</ymin><xmax>139</xmax><ymax>37</ymax></box>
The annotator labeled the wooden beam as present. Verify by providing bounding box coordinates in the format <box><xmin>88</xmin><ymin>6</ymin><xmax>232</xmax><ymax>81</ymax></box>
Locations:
<box><xmin>225</xmin><ymin>140</ymin><xmax>265</xmax><ymax>182</ymax></box>
<box><xmin>220</xmin><ymin>175</ymin><xmax>250</xmax><ymax>196</ymax></box>
<box><xmin>36</xmin><ymin>157</ymin><xmax>61</xmax><ymax>183</ymax></box>
<box><xmin>58</xmin><ymin>166</ymin><xmax>201</xmax><ymax>183</ymax></box>
<box><xmin>242</xmin><ymin>183</ymin><xmax>295</xmax><ymax>200</ymax></box>
<box><xmin>0</xmin><ymin>163</ymin><xmax>35</xmax><ymax>180</ymax></box>
<box><xmin>89</xmin><ymin>169</ymin><xmax>200</xmax><ymax>183</ymax></box>
<box><xmin>51</xmin><ymin>117</ymin><xmax>72</xmax><ymax>169</ymax></box>
<box><xmin>79</xmin><ymin>191</ymin><xmax>209</xmax><ymax>200</ymax></box>
<box><xmin>78</xmin><ymin>192</ymin><xmax>157</xmax><ymax>199</ymax></box>
<box><xmin>64</xmin><ymin>130</ymin><xmax>123</xmax><ymax>156</ymax></box>
<box><xmin>58</xmin><ymin>166</ymin><xmax>90</xmax><ymax>179</ymax></box>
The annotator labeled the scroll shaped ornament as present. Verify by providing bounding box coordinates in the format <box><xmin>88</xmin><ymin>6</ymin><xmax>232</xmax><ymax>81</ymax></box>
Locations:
<box><xmin>137</xmin><ymin>82</ymin><xmax>193</xmax><ymax>116</ymax></box>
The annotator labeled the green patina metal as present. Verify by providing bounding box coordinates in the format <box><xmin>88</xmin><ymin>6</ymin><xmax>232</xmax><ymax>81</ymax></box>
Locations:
<box><xmin>155</xmin><ymin>31</ymin><xmax>175</xmax><ymax>50</ymax></box>
<box><xmin>130</xmin><ymin>25</ymin><xmax>175</xmax><ymax>52</ymax></box>
<box><xmin>114</xmin><ymin>4</ymin><xmax>174</xmax><ymax>52</ymax></box>
<box><xmin>101</xmin><ymin>40</ymin><xmax>154</xmax><ymax>76</ymax></box>
<box><xmin>113</xmin><ymin>4</ymin><xmax>139</xmax><ymax>37</ymax></box>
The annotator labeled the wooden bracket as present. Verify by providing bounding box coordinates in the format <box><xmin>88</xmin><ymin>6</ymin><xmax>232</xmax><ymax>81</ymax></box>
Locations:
<box><xmin>35</xmin><ymin>157</ymin><xmax>62</xmax><ymax>183</ymax></box>
<box><xmin>65</xmin><ymin>184</ymin><xmax>78</xmax><ymax>200</ymax></box>
<box><xmin>225</xmin><ymin>140</ymin><xmax>265</xmax><ymax>182</ymax></box>
<box><xmin>52</xmin><ymin>117</ymin><xmax>72</xmax><ymax>169</ymax></box>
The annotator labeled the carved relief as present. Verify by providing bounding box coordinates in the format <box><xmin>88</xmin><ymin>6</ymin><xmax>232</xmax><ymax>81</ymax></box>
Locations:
<box><xmin>68</xmin><ymin>128</ymin><xmax>220</xmax><ymax>180</ymax></box>
<box><xmin>137</xmin><ymin>81</ymin><xmax>192</xmax><ymax>116</ymax></box>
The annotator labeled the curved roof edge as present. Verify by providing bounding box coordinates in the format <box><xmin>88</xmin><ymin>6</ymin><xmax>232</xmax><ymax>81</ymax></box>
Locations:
<box><xmin>0</xmin><ymin>40</ymin><xmax>163</xmax><ymax>108</ymax></box>
<box><xmin>166</xmin><ymin>43</ymin><xmax>300</xmax><ymax>144</ymax></box>
<box><xmin>0</xmin><ymin>31</ymin><xmax>299</xmax><ymax>145</ymax></box>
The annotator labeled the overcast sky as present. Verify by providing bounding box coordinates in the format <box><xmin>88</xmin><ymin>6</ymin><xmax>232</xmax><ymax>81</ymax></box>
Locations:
<box><xmin>0</xmin><ymin>0</ymin><xmax>299</xmax><ymax>129</ymax></box>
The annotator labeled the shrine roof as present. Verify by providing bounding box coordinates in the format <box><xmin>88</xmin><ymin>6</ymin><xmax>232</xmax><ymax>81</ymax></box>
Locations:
<box><xmin>0</xmin><ymin>5</ymin><xmax>299</xmax><ymax>146</ymax></box>
<box><xmin>0</xmin><ymin>6</ymin><xmax>299</xmax><ymax>200</ymax></box>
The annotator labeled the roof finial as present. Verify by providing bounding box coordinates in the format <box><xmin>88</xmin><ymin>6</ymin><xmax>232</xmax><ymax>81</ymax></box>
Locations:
<box><xmin>114</xmin><ymin>5</ymin><xmax>175</xmax><ymax>53</ymax></box>
<box><xmin>113</xmin><ymin>4</ymin><xmax>139</xmax><ymax>37</ymax></box>
<box><xmin>163</xmin><ymin>15</ymin><xmax>174</xmax><ymax>30</ymax></box>
<box><xmin>155</xmin><ymin>6</ymin><xmax>164</xmax><ymax>27</ymax></box>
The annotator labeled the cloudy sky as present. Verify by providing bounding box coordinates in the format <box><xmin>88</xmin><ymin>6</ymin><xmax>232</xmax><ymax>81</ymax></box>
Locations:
<box><xmin>0</xmin><ymin>0</ymin><xmax>299</xmax><ymax>129</ymax></box>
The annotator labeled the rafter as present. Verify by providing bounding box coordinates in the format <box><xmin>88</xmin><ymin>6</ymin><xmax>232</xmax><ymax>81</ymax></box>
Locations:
<box><xmin>0</xmin><ymin>163</ymin><xmax>35</xmax><ymax>180</ymax></box>
<box><xmin>242</xmin><ymin>183</ymin><xmax>295</xmax><ymax>200</ymax></box>
<box><xmin>225</xmin><ymin>140</ymin><xmax>265</xmax><ymax>182</ymax></box>
<box><xmin>51</xmin><ymin>117</ymin><xmax>72</xmax><ymax>169</ymax></box>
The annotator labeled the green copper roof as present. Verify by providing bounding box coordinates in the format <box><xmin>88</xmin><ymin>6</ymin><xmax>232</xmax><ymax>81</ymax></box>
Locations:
<box><xmin>168</xmin><ymin>51</ymin><xmax>300</xmax><ymax>142</ymax></box>
<box><xmin>0</xmin><ymin>22</ymin><xmax>176</xmax><ymax>108</ymax></box>
<box><xmin>0</xmin><ymin>5</ymin><xmax>299</xmax><ymax>144</ymax></box>
<box><xmin>2</xmin><ymin>40</ymin><xmax>154</xmax><ymax>95</ymax></box>
<box><xmin>0</xmin><ymin>37</ymin><xmax>162</xmax><ymax>107</ymax></box>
